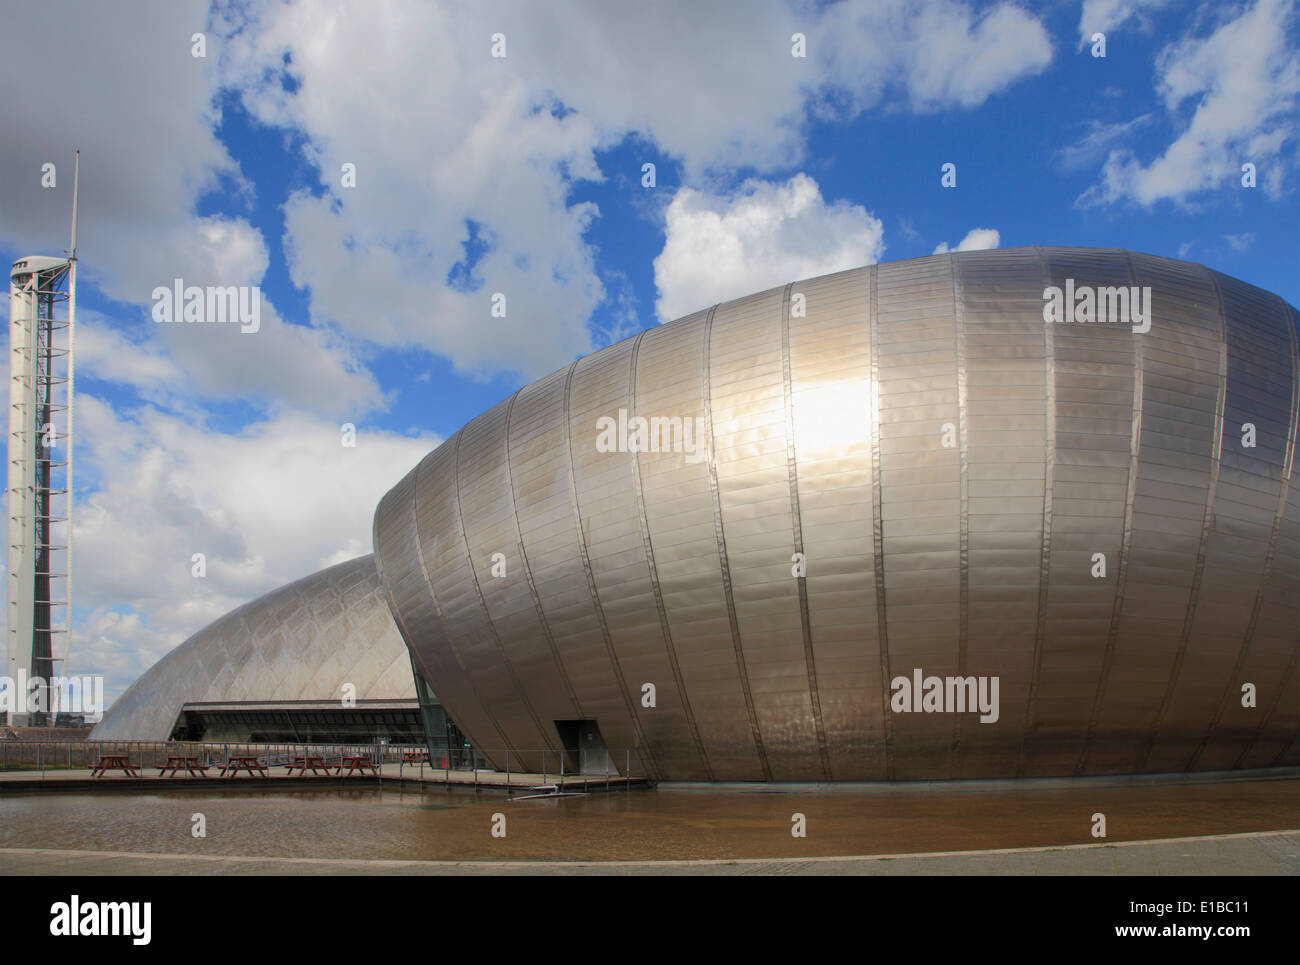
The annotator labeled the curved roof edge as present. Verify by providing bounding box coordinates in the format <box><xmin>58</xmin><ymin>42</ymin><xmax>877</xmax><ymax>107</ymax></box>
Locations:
<box><xmin>92</xmin><ymin>554</ymin><xmax>414</xmax><ymax>740</ymax></box>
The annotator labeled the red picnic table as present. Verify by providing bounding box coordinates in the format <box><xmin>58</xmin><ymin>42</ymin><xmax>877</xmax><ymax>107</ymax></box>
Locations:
<box><xmin>334</xmin><ymin>754</ymin><xmax>378</xmax><ymax>776</ymax></box>
<box><xmin>157</xmin><ymin>755</ymin><xmax>209</xmax><ymax>778</ymax></box>
<box><xmin>284</xmin><ymin>755</ymin><xmax>331</xmax><ymax>776</ymax></box>
<box><xmin>89</xmin><ymin>754</ymin><xmax>141</xmax><ymax>777</ymax></box>
<box><xmin>219</xmin><ymin>755</ymin><xmax>268</xmax><ymax>778</ymax></box>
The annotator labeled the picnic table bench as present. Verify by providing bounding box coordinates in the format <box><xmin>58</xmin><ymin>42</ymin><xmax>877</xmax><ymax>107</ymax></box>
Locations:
<box><xmin>89</xmin><ymin>754</ymin><xmax>140</xmax><ymax>777</ymax></box>
<box><xmin>157</xmin><ymin>755</ymin><xmax>209</xmax><ymax>778</ymax></box>
<box><xmin>219</xmin><ymin>755</ymin><xmax>268</xmax><ymax>778</ymax></box>
<box><xmin>284</xmin><ymin>755</ymin><xmax>332</xmax><ymax>776</ymax></box>
<box><xmin>335</xmin><ymin>754</ymin><xmax>378</xmax><ymax>776</ymax></box>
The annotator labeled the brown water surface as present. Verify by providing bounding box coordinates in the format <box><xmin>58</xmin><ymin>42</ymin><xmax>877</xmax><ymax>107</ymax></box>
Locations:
<box><xmin>0</xmin><ymin>779</ymin><xmax>1295</xmax><ymax>862</ymax></box>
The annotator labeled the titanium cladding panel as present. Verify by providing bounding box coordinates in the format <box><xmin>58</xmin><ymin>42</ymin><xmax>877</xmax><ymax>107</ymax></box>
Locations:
<box><xmin>92</xmin><ymin>555</ymin><xmax>414</xmax><ymax>740</ymax></box>
<box><xmin>374</xmin><ymin>247</ymin><xmax>1300</xmax><ymax>782</ymax></box>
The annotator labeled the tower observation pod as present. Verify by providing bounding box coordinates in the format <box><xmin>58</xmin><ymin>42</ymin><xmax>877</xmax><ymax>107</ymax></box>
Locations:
<box><xmin>7</xmin><ymin>250</ymin><xmax>75</xmax><ymax>726</ymax></box>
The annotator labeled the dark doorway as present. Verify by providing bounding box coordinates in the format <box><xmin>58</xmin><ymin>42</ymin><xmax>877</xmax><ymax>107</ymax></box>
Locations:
<box><xmin>554</xmin><ymin>719</ymin><xmax>613</xmax><ymax>775</ymax></box>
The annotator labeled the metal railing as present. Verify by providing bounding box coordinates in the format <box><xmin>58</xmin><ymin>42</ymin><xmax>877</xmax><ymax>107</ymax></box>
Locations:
<box><xmin>0</xmin><ymin>739</ymin><xmax>420</xmax><ymax>773</ymax></box>
<box><xmin>0</xmin><ymin>740</ymin><xmax>651</xmax><ymax>790</ymax></box>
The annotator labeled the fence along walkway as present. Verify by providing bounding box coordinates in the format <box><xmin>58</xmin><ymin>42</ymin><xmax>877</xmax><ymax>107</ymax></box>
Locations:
<box><xmin>0</xmin><ymin>741</ymin><xmax>651</xmax><ymax>792</ymax></box>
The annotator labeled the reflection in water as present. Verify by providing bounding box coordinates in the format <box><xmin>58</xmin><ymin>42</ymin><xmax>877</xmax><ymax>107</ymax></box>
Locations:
<box><xmin>0</xmin><ymin>779</ymin><xmax>1294</xmax><ymax>862</ymax></box>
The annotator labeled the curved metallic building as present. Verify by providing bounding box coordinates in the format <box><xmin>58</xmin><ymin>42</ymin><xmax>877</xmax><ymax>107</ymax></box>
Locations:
<box><xmin>375</xmin><ymin>247</ymin><xmax>1299</xmax><ymax>782</ymax></box>
<box><xmin>92</xmin><ymin>555</ymin><xmax>414</xmax><ymax>740</ymax></box>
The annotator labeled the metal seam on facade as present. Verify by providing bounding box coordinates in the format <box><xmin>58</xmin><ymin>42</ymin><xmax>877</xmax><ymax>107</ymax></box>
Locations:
<box><xmin>1274</xmin><ymin>729</ymin><xmax>1300</xmax><ymax>768</ymax></box>
<box><xmin>1247</xmin><ymin>655</ymin><xmax>1297</xmax><ymax>768</ymax></box>
<box><xmin>950</xmin><ymin>252</ymin><xmax>971</xmax><ymax>777</ymax></box>
<box><xmin>1138</xmin><ymin>264</ymin><xmax>1229</xmax><ymax>773</ymax></box>
<box><xmin>1260</xmin><ymin>298</ymin><xmax>1300</xmax><ymax>769</ymax></box>
<box><xmin>452</xmin><ymin>422</ymin><xmax>555</xmax><ymax>751</ymax></box>
<box><xmin>1076</xmin><ymin>250</ymin><xmax>1146</xmax><ymax>776</ymax></box>
<box><xmin>503</xmin><ymin>387</ymin><xmax>584</xmax><ymax>717</ymax></box>
<box><xmin>1018</xmin><ymin>246</ymin><xmax>1056</xmax><ymax>778</ymax></box>
<box><xmin>412</xmin><ymin>445</ymin><xmax>510</xmax><ymax>751</ymax></box>
<box><xmin>1225</xmin><ymin>296</ymin><xmax>1300</xmax><ymax>770</ymax></box>
<box><xmin>868</xmin><ymin>263</ymin><xmax>895</xmax><ymax>781</ymax></box>
<box><xmin>1188</xmin><ymin>291</ymin><xmax>1296</xmax><ymax>770</ymax></box>
<box><xmin>702</xmin><ymin>303</ymin><xmax>771</xmax><ymax>780</ymax></box>
<box><xmin>561</xmin><ymin>357</ymin><xmax>660</xmax><ymax>779</ymax></box>
<box><xmin>627</xmin><ymin>328</ymin><xmax>714</xmax><ymax>780</ymax></box>
<box><xmin>1252</xmin><ymin>300</ymin><xmax>1300</xmax><ymax>768</ymax></box>
<box><xmin>779</xmin><ymin>281</ymin><xmax>834</xmax><ymax>780</ymax></box>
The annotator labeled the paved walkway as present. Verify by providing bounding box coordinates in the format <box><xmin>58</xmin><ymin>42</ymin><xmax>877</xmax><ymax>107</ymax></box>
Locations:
<box><xmin>1</xmin><ymin>829</ymin><xmax>1294</xmax><ymax>875</ymax></box>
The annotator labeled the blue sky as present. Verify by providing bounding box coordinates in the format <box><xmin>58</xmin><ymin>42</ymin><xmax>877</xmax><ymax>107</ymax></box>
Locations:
<box><xmin>1</xmin><ymin>0</ymin><xmax>1297</xmax><ymax>703</ymax></box>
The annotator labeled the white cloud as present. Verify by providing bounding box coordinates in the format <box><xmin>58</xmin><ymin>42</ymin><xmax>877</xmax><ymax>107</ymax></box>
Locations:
<box><xmin>79</xmin><ymin>301</ymin><xmax>384</xmax><ymax>420</ymax></box>
<box><xmin>1224</xmin><ymin>232</ymin><xmax>1256</xmax><ymax>251</ymax></box>
<box><xmin>0</xmin><ymin>2</ymin><xmax>383</xmax><ymax>413</ymax></box>
<box><xmin>933</xmin><ymin>228</ymin><xmax>1001</xmax><ymax>254</ymax></box>
<box><xmin>1078</xmin><ymin>0</ymin><xmax>1169</xmax><ymax>47</ymax></box>
<box><xmin>815</xmin><ymin>0</ymin><xmax>1052</xmax><ymax>114</ymax></box>
<box><xmin>900</xmin><ymin>2</ymin><xmax>1054</xmax><ymax>110</ymax></box>
<box><xmin>75</xmin><ymin>608</ymin><xmax>182</xmax><ymax>704</ymax></box>
<box><xmin>2</xmin><ymin>0</ymin><xmax>1057</xmax><ymax>394</ymax></box>
<box><xmin>219</xmin><ymin>3</ymin><xmax>608</xmax><ymax>381</ymax></box>
<box><xmin>70</xmin><ymin>396</ymin><xmax>438</xmax><ymax>701</ymax></box>
<box><xmin>653</xmin><ymin>174</ymin><xmax>885</xmax><ymax>322</ymax></box>
<box><xmin>1078</xmin><ymin>0</ymin><xmax>1300</xmax><ymax>207</ymax></box>
<box><xmin>76</xmin><ymin>314</ymin><xmax>185</xmax><ymax>396</ymax></box>
<box><xmin>0</xmin><ymin>1</ymin><xmax>234</xmax><ymax>295</ymax></box>
<box><xmin>211</xmin><ymin>0</ymin><xmax>1052</xmax><ymax>378</ymax></box>
<box><xmin>158</xmin><ymin>294</ymin><xmax>385</xmax><ymax>418</ymax></box>
<box><xmin>1057</xmin><ymin>115</ymin><xmax>1155</xmax><ymax>171</ymax></box>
